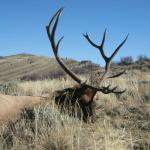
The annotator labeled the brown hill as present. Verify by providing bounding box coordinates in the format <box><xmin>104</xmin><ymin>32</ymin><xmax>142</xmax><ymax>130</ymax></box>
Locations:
<box><xmin>0</xmin><ymin>53</ymin><xmax>149</xmax><ymax>84</ymax></box>
<box><xmin>0</xmin><ymin>53</ymin><xmax>100</xmax><ymax>84</ymax></box>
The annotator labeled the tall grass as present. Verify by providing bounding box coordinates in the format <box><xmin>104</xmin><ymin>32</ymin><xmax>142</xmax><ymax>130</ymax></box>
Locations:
<box><xmin>0</xmin><ymin>70</ymin><xmax>149</xmax><ymax>149</ymax></box>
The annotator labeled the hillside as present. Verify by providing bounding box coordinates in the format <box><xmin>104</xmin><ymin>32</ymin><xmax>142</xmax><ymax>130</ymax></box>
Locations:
<box><xmin>0</xmin><ymin>53</ymin><xmax>150</xmax><ymax>84</ymax></box>
<box><xmin>0</xmin><ymin>53</ymin><xmax>100</xmax><ymax>84</ymax></box>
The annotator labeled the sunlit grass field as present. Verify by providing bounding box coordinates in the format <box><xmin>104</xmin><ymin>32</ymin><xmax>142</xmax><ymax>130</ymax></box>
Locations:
<box><xmin>0</xmin><ymin>70</ymin><xmax>149</xmax><ymax>150</ymax></box>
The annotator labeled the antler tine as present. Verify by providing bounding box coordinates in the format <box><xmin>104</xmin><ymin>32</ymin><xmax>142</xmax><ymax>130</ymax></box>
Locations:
<box><xmin>104</xmin><ymin>34</ymin><xmax>129</xmax><ymax>73</ymax></box>
<box><xmin>97</xmin><ymin>85</ymin><xmax>126</xmax><ymax>94</ymax></box>
<box><xmin>109</xmin><ymin>34</ymin><xmax>129</xmax><ymax>61</ymax></box>
<box><xmin>46</xmin><ymin>8</ymin><xmax>83</xmax><ymax>84</ymax></box>
<box><xmin>100</xmin><ymin>29</ymin><xmax>106</xmax><ymax>49</ymax></box>
<box><xmin>83</xmin><ymin>29</ymin><xmax>108</xmax><ymax>62</ymax></box>
<box><xmin>108</xmin><ymin>70</ymin><xmax>126</xmax><ymax>78</ymax></box>
<box><xmin>83</xmin><ymin>33</ymin><xmax>99</xmax><ymax>48</ymax></box>
<box><xmin>102</xmin><ymin>89</ymin><xmax>126</xmax><ymax>94</ymax></box>
<box><xmin>82</xmin><ymin>82</ymin><xmax>126</xmax><ymax>95</ymax></box>
<box><xmin>46</xmin><ymin>7</ymin><xmax>63</xmax><ymax>53</ymax></box>
<box><xmin>115</xmin><ymin>89</ymin><xmax>126</xmax><ymax>94</ymax></box>
<box><xmin>99</xmin><ymin>29</ymin><xmax>108</xmax><ymax>62</ymax></box>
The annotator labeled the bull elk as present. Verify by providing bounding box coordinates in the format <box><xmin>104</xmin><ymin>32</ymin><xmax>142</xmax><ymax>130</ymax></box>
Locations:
<box><xmin>46</xmin><ymin>8</ymin><xmax>128</xmax><ymax>122</ymax></box>
<box><xmin>0</xmin><ymin>7</ymin><xmax>128</xmax><ymax>124</ymax></box>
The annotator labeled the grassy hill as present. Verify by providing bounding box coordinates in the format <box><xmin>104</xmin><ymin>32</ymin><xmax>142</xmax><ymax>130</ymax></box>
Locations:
<box><xmin>0</xmin><ymin>53</ymin><xmax>100</xmax><ymax>84</ymax></box>
<box><xmin>0</xmin><ymin>53</ymin><xmax>150</xmax><ymax>84</ymax></box>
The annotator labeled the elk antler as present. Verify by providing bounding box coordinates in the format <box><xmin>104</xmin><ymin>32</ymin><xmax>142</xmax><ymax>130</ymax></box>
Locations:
<box><xmin>47</xmin><ymin>8</ymin><xmax>128</xmax><ymax>94</ymax></box>
<box><xmin>46</xmin><ymin>8</ymin><xmax>83</xmax><ymax>84</ymax></box>
<box><xmin>83</xmin><ymin>30</ymin><xmax>128</xmax><ymax>94</ymax></box>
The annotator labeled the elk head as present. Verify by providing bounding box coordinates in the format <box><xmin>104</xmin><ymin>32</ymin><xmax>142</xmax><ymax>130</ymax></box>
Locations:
<box><xmin>46</xmin><ymin>8</ymin><xmax>128</xmax><ymax>122</ymax></box>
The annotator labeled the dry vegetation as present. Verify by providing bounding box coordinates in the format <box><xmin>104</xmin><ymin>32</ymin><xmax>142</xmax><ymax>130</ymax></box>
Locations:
<box><xmin>0</xmin><ymin>54</ymin><xmax>99</xmax><ymax>83</ymax></box>
<box><xmin>0</xmin><ymin>70</ymin><xmax>149</xmax><ymax>150</ymax></box>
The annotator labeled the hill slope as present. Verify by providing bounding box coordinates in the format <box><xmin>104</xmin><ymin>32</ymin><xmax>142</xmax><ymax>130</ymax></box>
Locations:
<box><xmin>0</xmin><ymin>53</ymin><xmax>150</xmax><ymax>84</ymax></box>
<box><xmin>0</xmin><ymin>54</ymin><xmax>100</xmax><ymax>84</ymax></box>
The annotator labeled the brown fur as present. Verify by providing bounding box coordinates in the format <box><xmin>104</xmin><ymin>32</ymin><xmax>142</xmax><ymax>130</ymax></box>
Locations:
<box><xmin>54</xmin><ymin>85</ymin><xmax>97</xmax><ymax>123</ymax></box>
<box><xmin>0</xmin><ymin>94</ymin><xmax>47</xmax><ymax>123</ymax></box>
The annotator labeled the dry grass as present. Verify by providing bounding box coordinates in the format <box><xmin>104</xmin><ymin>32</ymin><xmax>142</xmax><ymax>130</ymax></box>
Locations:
<box><xmin>0</xmin><ymin>70</ymin><xmax>150</xmax><ymax>150</ymax></box>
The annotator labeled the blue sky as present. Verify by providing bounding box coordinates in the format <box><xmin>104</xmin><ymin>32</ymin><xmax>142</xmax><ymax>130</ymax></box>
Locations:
<box><xmin>0</xmin><ymin>0</ymin><xmax>150</xmax><ymax>65</ymax></box>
